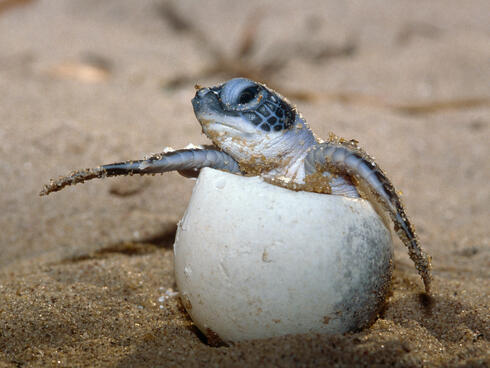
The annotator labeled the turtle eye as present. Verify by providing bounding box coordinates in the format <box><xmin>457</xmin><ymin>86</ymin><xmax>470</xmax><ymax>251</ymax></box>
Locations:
<box><xmin>219</xmin><ymin>78</ymin><xmax>263</xmax><ymax>109</ymax></box>
<box><xmin>238</xmin><ymin>86</ymin><xmax>260</xmax><ymax>105</ymax></box>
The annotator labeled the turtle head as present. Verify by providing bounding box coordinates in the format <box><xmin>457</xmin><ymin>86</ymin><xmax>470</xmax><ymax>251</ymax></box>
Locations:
<box><xmin>192</xmin><ymin>78</ymin><xmax>316</xmax><ymax>172</ymax></box>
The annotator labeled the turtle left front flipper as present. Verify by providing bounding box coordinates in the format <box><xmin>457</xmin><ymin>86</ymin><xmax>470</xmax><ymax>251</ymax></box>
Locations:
<box><xmin>304</xmin><ymin>137</ymin><xmax>432</xmax><ymax>294</ymax></box>
<box><xmin>40</xmin><ymin>148</ymin><xmax>240</xmax><ymax>196</ymax></box>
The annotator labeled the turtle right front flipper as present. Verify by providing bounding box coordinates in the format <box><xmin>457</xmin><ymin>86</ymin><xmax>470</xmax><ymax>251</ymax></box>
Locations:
<box><xmin>40</xmin><ymin>148</ymin><xmax>240</xmax><ymax>196</ymax></box>
<box><xmin>304</xmin><ymin>137</ymin><xmax>432</xmax><ymax>294</ymax></box>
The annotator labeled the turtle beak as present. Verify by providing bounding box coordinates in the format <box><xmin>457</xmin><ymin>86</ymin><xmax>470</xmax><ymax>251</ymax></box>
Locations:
<box><xmin>192</xmin><ymin>87</ymin><xmax>221</xmax><ymax>118</ymax></box>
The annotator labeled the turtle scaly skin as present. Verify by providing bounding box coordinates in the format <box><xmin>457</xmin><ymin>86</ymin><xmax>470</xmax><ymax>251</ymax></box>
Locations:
<box><xmin>41</xmin><ymin>78</ymin><xmax>432</xmax><ymax>293</ymax></box>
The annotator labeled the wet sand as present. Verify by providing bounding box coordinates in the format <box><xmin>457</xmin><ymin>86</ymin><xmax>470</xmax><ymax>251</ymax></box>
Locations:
<box><xmin>0</xmin><ymin>0</ymin><xmax>488</xmax><ymax>366</ymax></box>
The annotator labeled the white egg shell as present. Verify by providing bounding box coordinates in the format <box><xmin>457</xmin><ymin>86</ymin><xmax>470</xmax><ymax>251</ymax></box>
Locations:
<box><xmin>174</xmin><ymin>168</ymin><xmax>393</xmax><ymax>343</ymax></box>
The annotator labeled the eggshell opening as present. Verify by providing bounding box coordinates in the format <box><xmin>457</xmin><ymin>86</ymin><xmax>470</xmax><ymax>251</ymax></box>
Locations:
<box><xmin>174</xmin><ymin>168</ymin><xmax>393</xmax><ymax>343</ymax></box>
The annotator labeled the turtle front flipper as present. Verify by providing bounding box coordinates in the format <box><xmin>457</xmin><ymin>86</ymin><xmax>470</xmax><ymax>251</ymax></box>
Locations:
<box><xmin>304</xmin><ymin>138</ymin><xmax>432</xmax><ymax>294</ymax></box>
<box><xmin>40</xmin><ymin>148</ymin><xmax>240</xmax><ymax>196</ymax></box>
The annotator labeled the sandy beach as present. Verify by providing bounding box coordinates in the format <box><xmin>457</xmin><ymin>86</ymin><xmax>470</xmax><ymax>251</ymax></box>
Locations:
<box><xmin>0</xmin><ymin>0</ymin><xmax>488</xmax><ymax>366</ymax></box>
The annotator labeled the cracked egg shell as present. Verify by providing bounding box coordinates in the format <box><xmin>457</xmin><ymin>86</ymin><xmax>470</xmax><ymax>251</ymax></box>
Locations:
<box><xmin>174</xmin><ymin>168</ymin><xmax>393</xmax><ymax>343</ymax></box>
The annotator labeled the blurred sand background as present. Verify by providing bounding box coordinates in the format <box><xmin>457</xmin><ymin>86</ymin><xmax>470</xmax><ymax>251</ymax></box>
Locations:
<box><xmin>0</xmin><ymin>0</ymin><xmax>489</xmax><ymax>366</ymax></box>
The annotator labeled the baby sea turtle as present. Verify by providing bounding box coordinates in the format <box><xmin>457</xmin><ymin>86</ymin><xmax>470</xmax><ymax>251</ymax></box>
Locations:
<box><xmin>41</xmin><ymin>78</ymin><xmax>432</xmax><ymax>293</ymax></box>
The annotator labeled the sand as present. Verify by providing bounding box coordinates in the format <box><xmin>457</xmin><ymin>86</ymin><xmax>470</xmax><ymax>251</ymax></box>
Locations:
<box><xmin>0</xmin><ymin>0</ymin><xmax>488</xmax><ymax>366</ymax></box>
